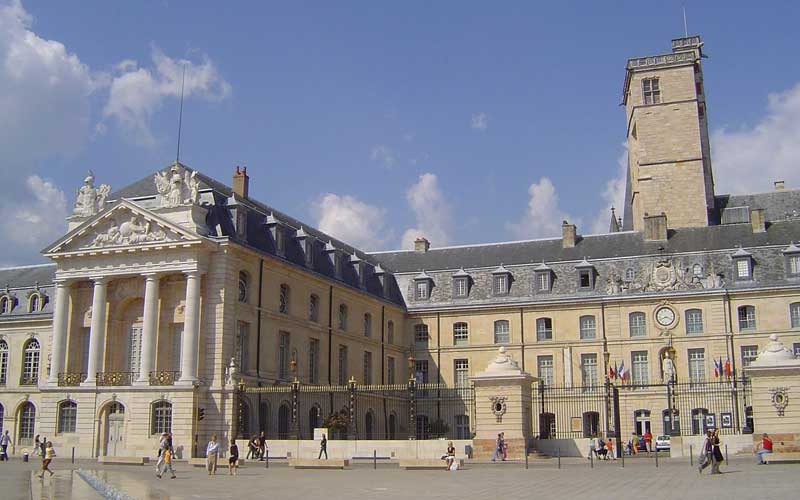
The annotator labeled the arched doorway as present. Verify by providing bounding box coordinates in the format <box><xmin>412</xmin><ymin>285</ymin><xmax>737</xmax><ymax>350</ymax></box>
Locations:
<box><xmin>102</xmin><ymin>402</ymin><xmax>126</xmax><ymax>456</ymax></box>
<box><xmin>17</xmin><ymin>402</ymin><xmax>35</xmax><ymax>446</ymax></box>
<box><xmin>278</xmin><ymin>403</ymin><xmax>290</xmax><ymax>439</ymax></box>
<box><xmin>388</xmin><ymin>412</ymin><xmax>397</xmax><ymax>440</ymax></box>
<box><xmin>309</xmin><ymin>406</ymin><xmax>322</xmax><ymax>437</ymax></box>
<box><xmin>365</xmin><ymin>410</ymin><xmax>375</xmax><ymax>440</ymax></box>
<box><xmin>259</xmin><ymin>402</ymin><xmax>270</xmax><ymax>436</ymax></box>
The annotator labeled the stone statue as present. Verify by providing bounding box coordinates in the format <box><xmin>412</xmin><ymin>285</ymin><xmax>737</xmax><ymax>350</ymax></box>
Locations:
<box><xmin>73</xmin><ymin>170</ymin><xmax>111</xmax><ymax>217</ymax></box>
<box><xmin>154</xmin><ymin>163</ymin><xmax>201</xmax><ymax>208</ymax></box>
<box><xmin>119</xmin><ymin>216</ymin><xmax>150</xmax><ymax>244</ymax></box>
<box><xmin>662</xmin><ymin>353</ymin><xmax>676</xmax><ymax>383</ymax></box>
<box><xmin>90</xmin><ymin>214</ymin><xmax>169</xmax><ymax>247</ymax></box>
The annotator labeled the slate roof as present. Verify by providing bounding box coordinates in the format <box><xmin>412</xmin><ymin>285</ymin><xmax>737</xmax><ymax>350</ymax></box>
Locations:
<box><xmin>715</xmin><ymin>189</ymin><xmax>800</xmax><ymax>223</ymax></box>
<box><xmin>368</xmin><ymin>219</ymin><xmax>800</xmax><ymax>274</ymax></box>
<box><xmin>0</xmin><ymin>264</ymin><xmax>56</xmax><ymax>288</ymax></box>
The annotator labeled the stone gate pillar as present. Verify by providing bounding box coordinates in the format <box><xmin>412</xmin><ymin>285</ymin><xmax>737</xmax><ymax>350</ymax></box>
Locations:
<box><xmin>745</xmin><ymin>334</ymin><xmax>800</xmax><ymax>453</ymax></box>
<box><xmin>470</xmin><ymin>347</ymin><xmax>535</xmax><ymax>459</ymax></box>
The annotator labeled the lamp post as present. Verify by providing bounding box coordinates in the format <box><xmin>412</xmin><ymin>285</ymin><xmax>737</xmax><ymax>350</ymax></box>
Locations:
<box><xmin>603</xmin><ymin>350</ymin><xmax>612</xmax><ymax>453</ymax></box>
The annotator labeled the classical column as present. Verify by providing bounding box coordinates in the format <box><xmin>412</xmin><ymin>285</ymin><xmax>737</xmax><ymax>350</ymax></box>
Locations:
<box><xmin>47</xmin><ymin>280</ymin><xmax>71</xmax><ymax>385</ymax></box>
<box><xmin>178</xmin><ymin>271</ymin><xmax>202</xmax><ymax>384</ymax></box>
<box><xmin>82</xmin><ymin>277</ymin><xmax>108</xmax><ymax>385</ymax></box>
<box><xmin>136</xmin><ymin>273</ymin><xmax>160</xmax><ymax>384</ymax></box>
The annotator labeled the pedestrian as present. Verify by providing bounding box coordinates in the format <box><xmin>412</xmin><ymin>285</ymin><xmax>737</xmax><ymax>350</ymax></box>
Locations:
<box><xmin>445</xmin><ymin>441</ymin><xmax>456</xmax><ymax>470</ymax></box>
<box><xmin>644</xmin><ymin>430</ymin><xmax>653</xmax><ymax>456</ymax></box>
<box><xmin>229</xmin><ymin>440</ymin><xmax>239</xmax><ymax>475</ymax></box>
<box><xmin>596</xmin><ymin>436</ymin><xmax>607</xmax><ymax>460</ymax></box>
<box><xmin>155</xmin><ymin>432</ymin><xmax>168</xmax><ymax>474</ymax></box>
<box><xmin>34</xmin><ymin>435</ymin><xmax>40</xmax><ymax>455</ymax></box>
<box><xmin>258</xmin><ymin>431</ymin><xmax>268</xmax><ymax>461</ymax></box>
<box><xmin>247</xmin><ymin>435</ymin><xmax>259</xmax><ymax>460</ymax></box>
<box><xmin>40</xmin><ymin>442</ymin><xmax>55</xmax><ymax>479</ymax></box>
<box><xmin>710</xmin><ymin>430</ymin><xmax>723</xmax><ymax>474</ymax></box>
<box><xmin>698</xmin><ymin>430</ymin><xmax>713</xmax><ymax>474</ymax></box>
<box><xmin>0</xmin><ymin>430</ymin><xmax>11</xmax><ymax>461</ymax></box>
<box><xmin>754</xmin><ymin>433</ymin><xmax>773</xmax><ymax>465</ymax></box>
<box><xmin>206</xmin><ymin>434</ymin><xmax>219</xmax><ymax>475</ymax></box>
<box><xmin>632</xmin><ymin>434</ymin><xmax>639</xmax><ymax>455</ymax></box>
<box><xmin>501</xmin><ymin>432</ymin><xmax>508</xmax><ymax>460</ymax></box>
<box><xmin>587</xmin><ymin>436</ymin><xmax>596</xmax><ymax>459</ymax></box>
<box><xmin>318</xmin><ymin>433</ymin><xmax>328</xmax><ymax>460</ymax></box>
<box><xmin>491</xmin><ymin>433</ymin><xmax>504</xmax><ymax>461</ymax></box>
<box><xmin>157</xmin><ymin>445</ymin><xmax>176</xmax><ymax>479</ymax></box>
<box><xmin>607</xmin><ymin>437</ymin><xmax>616</xmax><ymax>460</ymax></box>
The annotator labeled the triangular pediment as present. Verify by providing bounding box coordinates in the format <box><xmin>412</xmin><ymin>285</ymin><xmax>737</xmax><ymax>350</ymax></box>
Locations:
<box><xmin>44</xmin><ymin>200</ymin><xmax>202</xmax><ymax>255</ymax></box>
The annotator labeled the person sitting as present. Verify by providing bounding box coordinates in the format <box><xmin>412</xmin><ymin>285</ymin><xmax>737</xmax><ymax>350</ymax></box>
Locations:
<box><xmin>755</xmin><ymin>433</ymin><xmax>773</xmax><ymax>465</ymax></box>
<box><xmin>445</xmin><ymin>441</ymin><xmax>456</xmax><ymax>470</ymax></box>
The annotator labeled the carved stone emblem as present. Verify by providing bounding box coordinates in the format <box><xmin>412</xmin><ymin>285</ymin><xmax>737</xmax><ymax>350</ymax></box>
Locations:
<box><xmin>490</xmin><ymin>396</ymin><xmax>507</xmax><ymax>422</ymax></box>
<box><xmin>90</xmin><ymin>215</ymin><xmax>169</xmax><ymax>247</ymax></box>
<box><xmin>73</xmin><ymin>170</ymin><xmax>111</xmax><ymax>217</ymax></box>
<box><xmin>769</xmin><ymin>387</ymin><xmax>789</xmax><ymax>416</ymax></box>
<box><xmin>154</xmin><ymin>163</ymin><xmax>201</xmax><ymax>208</ymax></box>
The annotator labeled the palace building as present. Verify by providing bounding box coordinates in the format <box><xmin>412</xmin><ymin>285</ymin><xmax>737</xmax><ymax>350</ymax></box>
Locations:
<box><xmin>1</xmin><ymin>35</ymin><xmax>799</xmax><ymax>458</ymax></box>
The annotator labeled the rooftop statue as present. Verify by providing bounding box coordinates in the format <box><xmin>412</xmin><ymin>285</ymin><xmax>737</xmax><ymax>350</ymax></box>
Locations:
<box><xmin>73</xmin><ymin>170</ymin><xmax>111</xmax><ymax>217</ymax></box>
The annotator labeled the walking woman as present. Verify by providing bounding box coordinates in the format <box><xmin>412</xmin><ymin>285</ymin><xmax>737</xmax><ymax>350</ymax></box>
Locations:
<box><xmin>206</xmin><ymin>435</ymin><xmax>220</xmax><ymax>476</ymax></box>
<box><xmin>710</xmin><ymin>430</ymin><xmax>723</xmax><ymax>474</ymax></box>
<box><xmin>229</xmin><ymin>440</ymin><xmax>239</xmax><ymax>476</ymax></box>
<box><xmin>40</xmin><ymin>442</ymin><xmax>55</xmax><ymax>479</ymax></box>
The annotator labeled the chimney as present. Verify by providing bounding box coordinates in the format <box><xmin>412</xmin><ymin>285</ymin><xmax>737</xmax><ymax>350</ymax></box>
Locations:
<box><xmin>774</xmin><ymin>180</ymin><xmax>785</xmax><ymax>191</ymax></box>
<box><xmin>643</xmin><ymin>213</ymin><xmax>668</xmax><ymax>241</ymax></box>
<box><xmin>562</xmin><ymin>221</ymin><xmax>577</xmax><ymax>248</ymax></box>
<box><xmin>750</xmin><ymin>208</ymin><xmax>766</xmax><ymax>233</ymax></box>
<box><xmin>232</xmin><ymin>166</ymin><xmax>249</xmax><ymax>198</ymax></box>
<box><xmin>414</xmin><ymin>237</ymin><xmax>430</xmax><ymax>253</ymax></box>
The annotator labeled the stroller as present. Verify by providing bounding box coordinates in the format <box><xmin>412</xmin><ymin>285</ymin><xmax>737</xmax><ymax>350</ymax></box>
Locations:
<box><xmin>596</xmin><ymin>440</ymin><xmax>608</xmax><ymax>460</ymax></box>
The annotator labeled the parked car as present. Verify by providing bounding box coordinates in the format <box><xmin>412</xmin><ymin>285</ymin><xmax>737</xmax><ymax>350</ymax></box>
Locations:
<box><xmin>655</xmin><ymin>435</ymin><xmax>671</xmax><ymax>451</ymax></box>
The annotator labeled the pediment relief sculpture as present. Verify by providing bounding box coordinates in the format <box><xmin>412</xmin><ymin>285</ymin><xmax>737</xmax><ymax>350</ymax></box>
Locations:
<box><xmin>73</xmin><ymin>170</ymin><xmax>111</xmax><ymax>218</ymax></box>
<box><xmin>89</xmin><ymin>215</ymin><xmax>174</xmax><ymax>247</ymax></box>
<box><xmin>606</xmin><ymin>258</ymin><xmax>725</xmax><ymax>296</ymax></box>
<box><xmin>154</xmin><ymin>163</ymin><xmax>201</xmax><ymax>208</ymax></box>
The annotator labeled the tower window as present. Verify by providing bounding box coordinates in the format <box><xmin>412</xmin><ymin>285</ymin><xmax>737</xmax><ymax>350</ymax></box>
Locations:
<box><xmin>642</xmin><ymin>78</ymin><xmax>661</xmax><ymax>104</ymax></box>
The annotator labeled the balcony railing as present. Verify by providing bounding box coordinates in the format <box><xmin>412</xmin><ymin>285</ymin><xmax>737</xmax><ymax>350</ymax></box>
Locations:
<box><xmin>19</xmin><ymin>374</ymin><xmax>38</xmax><ymax>386</ymax></box>
<box><xmin>149</xmin><ymin>371</ymin><xmax>181</xmax><ymax>386</ymax></box>
<box><xmin>58</xmin><ymin>372</ymin><xmax>87</xmax><ymax>387</ymax></box>
<box><xmin>96</xmin><ymin>371</ymin><xmax>135</xmax><ymax>386</ymax></box>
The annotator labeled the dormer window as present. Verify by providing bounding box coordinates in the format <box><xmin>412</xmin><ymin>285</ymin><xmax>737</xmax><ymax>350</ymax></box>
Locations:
<box><xmin>783</xmin><ymin>242</ymin><xmax>800</xmax><ymax>277</ymax></box>
<box><xmin>732</xmin><ymin>247</ymin><xmax>753</xmax><ymax>281</ymax></box>
<box><xmin>296</xmin><ymin>227</ymin><xmax>315</xmax><ymax>267</ymax></box>
<box><xmin>492</xmin><ymin>264</ymin><xmax>511</xmax><ymax>296</ymax></box>
<box><xmin>265</xmin><ymin>213</ymin><xmax>285</xmax><ymax>256</ymax></box>
<box><xmin>452</xmin><ymin>268</ymin><xmax>471</xmax><ymax>298</ymax></box>
<box><xmin>0</xmin><ymin>296</ymin><xmax>10</xmax><ymax>315</ymax></box>
<box><xmin>575</xmin><ymin>259</ymin><xmax>596</xmax><ymax>290</ymax></box>
<box><xmin>414</xmin><ymin>271</ymin><xmax>433</xmax><ymax>301</ymax></box>
<box><xmin>275</xmin><ymin>228</ymin><xmax>285</xmax><ymax>255</ymax></box>
<box><xmin>533</xmin><ymin>262</ymin><xmax>553</xmax><ymax>293</ymax></box>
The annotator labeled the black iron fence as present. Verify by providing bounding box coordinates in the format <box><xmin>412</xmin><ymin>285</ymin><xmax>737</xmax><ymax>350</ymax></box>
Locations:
<box><xmin>532</xmin><ymin>378</ymin><xmax>752</xmax><ymax>440</ymax></box>
<box><xmin>235</xmin><ymin>380</ymin><xmax>475</xmax><ymax>441</ymax></box>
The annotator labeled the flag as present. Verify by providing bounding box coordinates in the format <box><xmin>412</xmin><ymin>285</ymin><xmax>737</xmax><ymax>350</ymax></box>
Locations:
<box><xmin>724</xmin><ymin>359</ymin><xmax>732</xmax><ymax>377</ymax></box>
<box><xmin>618</xmin><ymin>361</ymin><xmax>626</xmax><ymax>382</ymax></box>
<box><xmin>609</xmin><ymin>363</ymin><xmax>616</xmax><ymax>379</ymax></box>
<box><xmin>713</xmin><ymin>358</ymin><xmax>720</xmax><ymax>378</ymax></box>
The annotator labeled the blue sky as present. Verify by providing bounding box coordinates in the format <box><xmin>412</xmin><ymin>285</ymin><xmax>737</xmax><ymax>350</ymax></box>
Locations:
<box><xmin>2</xmin><ymin>0</ymin><xmax>800</xmax><ymax>265</ymax></box>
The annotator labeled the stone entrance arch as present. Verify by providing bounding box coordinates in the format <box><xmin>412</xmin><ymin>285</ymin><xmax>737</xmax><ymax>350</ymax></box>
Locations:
<box><xmin>99</xmin><ymin>401</ymin><xmax>126</xmax><ymax>457</ymax></box>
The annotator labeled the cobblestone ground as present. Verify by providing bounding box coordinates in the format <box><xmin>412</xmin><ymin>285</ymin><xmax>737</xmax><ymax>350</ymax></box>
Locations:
<box><xmin>1</xmin><ymin>456</ymin><xmax>798</xmax><ymax>499</ymax></box>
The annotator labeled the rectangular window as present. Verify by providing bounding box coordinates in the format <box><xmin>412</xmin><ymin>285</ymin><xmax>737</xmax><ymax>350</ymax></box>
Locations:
<box><xmin>738</xmin><ymin>306</ymin><xmax>756</xmax><ymax>331</ymax></box>
<box><xmin>454</xmin><ymin>359</ymin><xmax>469</xmax><ymax>387</ymax></box>
<box><xmin>454</xmin><ymin>278</ymin><xmax>468</xmax><ymax>297</ymax></box>
<box><xmin>741</xmin><ymin>345</ymin><xmax>759</xmax><ymax>368</ymax></box>
<box><xmin>237</xmin><ymin>322</ymin><xmax>249</xmax><ymax>373</ymax></box>
<box><xmin>631</xmin><ymin>351</ymin><xmax>648</xmax><ymax>385</ymax></box>
<box><xmin>364</xmin><ymin>314</ymin><xmax>372</xmax><ymax>337</ymax></box>
<box><xmin>685</xmin><ymin>309</ymin><xmax>703</xmax><ymax>335</ymax></box>
<box><xmin>579</xmin><ymin>316</ymin><xmax>596</xmax><ymax>340</ymax></box>
<box><xmin>414</xmin><ymin>324</ymin><xmax>429</xmax><ymax>346</ymax></box>
<box><xmin>629</xmin><ymin>312</ymin><xmax>647</xmax><ymax>337</ymax></box>
<box><xmin>278</xmin><ymin>331</ymin><xmax>290</xmax><ymax>380</ymax></box>
<box><xmin>0</xmin><ymin>346</ymin><xmax>7</xmax><ymax>385</ymax></box>
<box><xmin>536</xmin><ymin>318</ymin><xmax>553</xmax><ymax>341</ymax></box>
<box><xmin>414</xmin><ymin>360</ymin><xmax>428</xmax><ymax>384</ymax></box>
<box><xmin>309</xmin><ymin>295</ymin><xmax>319</xmax><ymax>322</ymax></box>
<box><xmin>363</xmin><ymin>351</ymin><xmax>372</xmax><ymax>385</ymax></box>
<box><xmin>387</xmin><ymin>356</ymin><xmax>395</xmax><ymax>384</ymax></box>
<box><xmin>453</xmin><ymin>323</ymin><xmax>469</xmax><ymax>346</ymax></box>
<box><xmin>791</xmin><ymin>303</ymin><xmax>800</xmax><ymax>328</ymax></box>
<box><xmin>537</xmin><ymin>355</ymin><xmax>554</xmax><ymax>387</ymax></box>
<box><xmin>81</xmin><ymin>327</ymin><xmax>91</xmax><ymax>373</ymax></box>
<box><xmin>415</xmin><ymin>281</ymin><xmax>429</xmax><ymax>300</ymax></box>
<box><xmin>58</xmin><ymin>403</ymin><xmax>77</xmax><ymax>434</ymax></box>
<box><xmin>387</xmin><ymin>321</ymin><xmax>395</xmax><ymax>344</ymax></box>
<box><xmin>338</xmin><ymin>345</ymin><xmax>348</xmax><ymax>385</ymax></box>
<box><xmin>794</xmin><ymin>343</ymin><xmax>800</xmax><ymax>357</ymax></box>
<box><xmin>581</xmin><ymin>353</ymin><xmax>598</xmax><ymax>387</ymax></box>
<box><xmin>736</xmin><ymin>259</ymin><xmax>751</xmax><ymax>279</ymax></box>
<box><xmin>171</xmin><ymin>324</ymin><xmax>183</xmax><ymax>373</ymax></box>
<box><xmin>309</xmin><ymin>339</ymin><xmax>320</xmax><ymax>384</ymax></box>
<box><xmin>494</xmin><ymin>320</ymin><xmax>510</xmax><ymax>344</ymax></box>
<box><xmin>305</xmin><ymin>240</ymin><xmax>315</xmax><ymax>266</ymax></box>
<box><xmin>788</xmin><ymin>255</ymin><xmax>800</xmax><ymax>275</ymax></box>
<box><xmin>536</xmin><ymin>272</ymin><xmax>551</xmax><ymax>292</ymax></box>
<box><xmin>688</xmin><ymin>348</ymin><xmax>706</xmax><ymax>384</ymax></box>
<box><xmin>578</xmin><ymin>270</ymin><xmax>593</xmax><ymax>289</ymax></box>
<box><xmin>642</xmin><ymin>78</ymin><xmax>661</xmax><ymax>104</ymax></box>
<box><xmin>493</xmin><ymin>275</ymin><xmax>508</xmax><ymax>295</ymax></box>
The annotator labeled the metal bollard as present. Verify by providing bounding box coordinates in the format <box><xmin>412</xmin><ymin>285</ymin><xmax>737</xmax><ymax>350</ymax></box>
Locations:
<box><xmin>590</xmin><ymin>450</ymin><xmax>593</xmax><ymax>469</ymax></box>
<box><xmin>689</xmin><ymin>445</ymin><xmax>693</xmax><ymax>467</ymax></box>
<box><xmin>557</xmin><ymin>447</ymin><xmax>561</xmax><ymax>469</ymax></box>
<box><xmin>725</xmin><ymin>445</ymin><xmax>728</xmax><ymax>465</ymax></box>
<box><xmin>621</xmin><ymin>448</ymin><xmax>625</xmax><ymax>468</ymax></box>
<box><xmin>373</xmin><ymin>450</ymin><xmax>377</xmax><ymax>470</ymax></box>
<box><xmin>655</xmin><ymin>448</ymin><xmax>659</xmax><ymax>467</ymax></box>
<box><xmin>72</xmin><ymin>447</ymin><xmax>75</xmax><ymax>464</ymax></box>
<box><xmin>265</xmin><ymin>449</ymin><xmax>269</xmax><ymax>469</ymax></box>
<box><xmin>525</xmin><ymin>451</ymin><xmax>529</xmax><ymax>470</ymax></box>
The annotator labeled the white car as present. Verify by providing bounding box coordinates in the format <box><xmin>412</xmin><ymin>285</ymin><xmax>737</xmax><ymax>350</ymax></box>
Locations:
<box><xmin>655</xmin><ymin>435</ymin><xmax>671</xmax><ymax>451</ymax></box>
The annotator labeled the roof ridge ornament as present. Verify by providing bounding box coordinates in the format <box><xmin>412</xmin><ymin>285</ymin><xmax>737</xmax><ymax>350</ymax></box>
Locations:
<box><xmin>154</xmin><ymin>163</ymin><xmax>200</xmax><ymax>208</ymax></box>
<box><xmin>73</xmin><ymin>170</ymin><xmax>111</xmax><ymax>218</ymax></box>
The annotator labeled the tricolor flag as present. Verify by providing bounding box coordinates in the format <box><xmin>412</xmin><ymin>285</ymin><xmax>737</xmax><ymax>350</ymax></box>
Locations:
<box><xmin>618</xmin><ymin>361</ymin><xmax>626</xmax><ymax>382</ymax></box>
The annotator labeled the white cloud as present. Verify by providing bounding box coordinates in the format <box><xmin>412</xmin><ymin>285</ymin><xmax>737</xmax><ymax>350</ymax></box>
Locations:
<box><xmin>589</xmin><ymin>144</ymin><xmax>628</xmax><ymax>234</ymax></box>
<box><xmin>313</xmin><ymin>193</ymin><xmax>389</xmax><ymax>250</ymax></box>
<box><xmin>712</xmin><ymin>83</ymin><xmax>800</xmax><ymax>194</ymax></box>
<box><xmin>471</xmin><ymin>112</ymin><xmax>488</xmax><ymax>131</ymax></box>
<box><xmin>0</xmin><ymin>175</ymin><xmax>68</xmax><ymax>263</ymax></box>
<box><xmin>401</xmin><ymin>173</ymin><xmax>452</xmax><ymax>249</ymax></box>
<box><xmin>370</xmin><ymin>145</ymin><xmax>396</xmax><ymax>168</ymax></box>
<box><xmin>507</xmin><ymin>177</ymin><xmax>578</xmax><ymax>239</ymax></box>
<box><xmin>102</xmin><ymin>46</ymin><xmax>232</xmax><ymax>145</ymax></box>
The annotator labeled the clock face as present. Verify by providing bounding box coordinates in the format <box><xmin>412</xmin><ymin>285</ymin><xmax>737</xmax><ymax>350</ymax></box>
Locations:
<box><xmin>655</xmin><ymin>307</ymin><xmax>676</xmax><ymax>327</ymax></box>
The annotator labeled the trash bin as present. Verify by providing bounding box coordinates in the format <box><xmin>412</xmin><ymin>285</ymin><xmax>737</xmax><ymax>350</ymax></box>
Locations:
<box><xmin>22</xmin><ymin>452</ymin><xmax>29</xmax><ymax>462</ymax></box>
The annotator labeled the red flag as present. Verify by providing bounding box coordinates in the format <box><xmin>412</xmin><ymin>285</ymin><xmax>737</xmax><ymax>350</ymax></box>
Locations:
<box><xmin>609</xmin><ymin>363</ymin><xmax>616</xmax><ymax>379</ymax></box>
<box><xmin>724</xmin><ymin>359</ymin><xmax>732</xmax><ymax>377</ymax></box>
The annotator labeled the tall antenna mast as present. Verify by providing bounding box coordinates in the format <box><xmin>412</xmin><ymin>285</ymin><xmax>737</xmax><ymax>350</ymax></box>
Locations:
<box><xmin>176</xmin><ymin>64</ymin><xmax>186</xmax><ymax>163</ymax></box>
<box><xmin>682</xmin><ymin>4</ymin><xmax>688</xmax><ymax>37</ymax></box>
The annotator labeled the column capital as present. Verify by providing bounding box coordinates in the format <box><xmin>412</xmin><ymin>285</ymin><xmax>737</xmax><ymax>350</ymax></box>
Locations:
<box><xmin>53</xmin><ymin>278</ymin><xmax>73</xmax><ymax>287</ymax></box>
<box><xmin>90</xmin><ymin>276</ymin><xmax>109</xmax><ymax>285</ymax></box>
<box><xmin>142</xmin><ymin>272</ymin><xmax>162</xmax><ymax>280</ymax></box>
<box><xmin>184</xmin><ymin>270</ymin><xmax>204</xmax><ymax>279</ymax></box>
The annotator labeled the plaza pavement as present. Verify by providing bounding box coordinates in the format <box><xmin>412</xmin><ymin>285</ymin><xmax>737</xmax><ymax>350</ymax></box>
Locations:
<box><xmin>0</xmin><ymin>455</ymin><xmax>798</xmax><ymax>500</ymax></box>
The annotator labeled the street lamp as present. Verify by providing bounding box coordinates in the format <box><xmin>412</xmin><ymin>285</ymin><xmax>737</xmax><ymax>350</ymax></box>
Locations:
<box><xmin>602</xmin><ymin>350</ymin><xmax>613</xmax><ymax>456</ymax></box>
